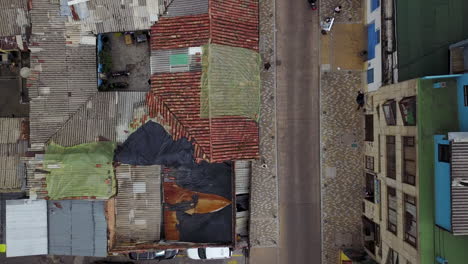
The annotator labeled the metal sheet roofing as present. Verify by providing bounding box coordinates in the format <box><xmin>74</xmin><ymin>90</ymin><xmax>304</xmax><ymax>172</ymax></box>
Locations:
<box><xmin>49</xmin><ymin>91</ymin><xmax>147</xmax><ymax>146</ymax></box>
<box><xmin>166</xmin><ymin>0</ymin><xmax>208</xmax><ymax>17</ymax></box>
<box><xmin>114</xmin><ymin>165</ymin><xmax>162</xmax><ymax>246</ymax></box>
<box><xmin>0</xmin><ymin>118</ymin><xmax>28</xmax><ymax>191</ymax></box>
<box><xmin>451</xmin><ymin>142</ymin><xmax>468</xmax><ymax>235</ymax></box>
<box><xmin>63</xmin><ymin>0</ymin><xmax>166</xmax><ymax>34</ymax></box>
<box><xmin>150</xmin><ymin>48</ymin><xmax>202</xmax><ymax>74</ymax></box>
<box><xmin>6</xmin><ymin>199</ymin><xmax>48</xmax><ymax>257</ymax></box>
<box><xmin>28</xmin><ymin>0</ymin><xmax>98</xmax><ymax>145</ymax></box>
<box><xmin>0</xmin><ymin>193</ymin><xmax>25</xmax><ymax>245</ymax></box>
<box><xmin>48</xmin><ymin>200</ymin><xmax>107</xmax><ymax>257</ymax></box>
<box><xmin>0</xmin><ymin>0</ymin><xmax>30</xmax><ymax>37</ymax></box>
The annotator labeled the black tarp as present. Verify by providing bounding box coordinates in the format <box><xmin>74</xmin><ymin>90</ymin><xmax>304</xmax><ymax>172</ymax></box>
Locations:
<box><xmin>115</xmin><ymin>121</ymin><xmax>233</xmax><ymax>244</ymax></box>
<box><xmin>176</xmin><ymin>205</ymin><xmax>233</xmax><ymax>243</ymax></box>
<box><xmin>114</xmin><ymin>121</ymin><xmax>195</xmax><ymax>167</ymax></box>
<box><xmin>163</xmin><ymin>163</ymin><xmax>233</xmax><ymax>244</ymax></box>
<box><xmin>169</xmin><ymin>162</ymin><xmax>232</xmax><ymax>199</ymax></box>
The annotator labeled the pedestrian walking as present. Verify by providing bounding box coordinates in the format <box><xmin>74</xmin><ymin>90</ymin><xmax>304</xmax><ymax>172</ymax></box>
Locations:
<box><xmin>334</xmin><ymin>5</ymin><xmax>342</xmax><ymax>13</ymax></box>
<box><xmin>356</xmin><ymin>91</ymin><xmax>365</xmax><ymax>111</ymax></box>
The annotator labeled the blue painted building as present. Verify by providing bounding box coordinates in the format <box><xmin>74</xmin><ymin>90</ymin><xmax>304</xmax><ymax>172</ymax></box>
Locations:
<box><xmin>433</xmin><ymin>73</ymin><xmax>468</xmax><ymax>235</ymax></box>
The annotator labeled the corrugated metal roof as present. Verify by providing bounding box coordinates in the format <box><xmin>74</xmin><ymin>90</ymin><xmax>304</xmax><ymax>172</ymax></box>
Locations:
<box><xmin>165</xmin><ymin>0</ymin><xmax>208</xmax><ymax>17</ymax></box>
<box><xmin>0</xmin><ymin>193</ymin><xmax>25</xmax><ymax>245</ymax></box>
<box><xmin>451</xmin><ymin>142</ymin><xmax>468</xmax><ymax>235</ymax></box>
<box><xmin>235</xmin><ymin>160</ymin><xmax>251</xmax><ymax>195</ymax></box>
<box><xmin>48</xmin><ymin>200</ymin><xmax>107</xmax><ymax>257</ymax></box>
<box><xmin>6</xmin><ymin>199</ymin><xmax>48</xmax><ymax>257</ymax></box>
<box><xmin>62</xmin><ymin>0</ymin><xmax>164</xmax><ymax>34</ymax></box>
<box><xmin>28</xmin><ymin>0</ymin><xmax>98</xmax><ymax>145</ymax></box>
<box><xmin>114</xmin><ymin>165</ymin><xmax>162</xmax><ymax>246</ymax></box>
<box><xmin>0</xmin><ymin>0</ymin><xmax>30</xmax><ymax>37</ymax></box>
<box><xmin>49</xmin><ymin>91</ymin><xmax>147</xmax><ymax>146</ymax></box>
<box><xmin>150</xmin><ymin>48</ymin><xmax>202</xmax><ymax>74</ymax></box>
<box><xmin>0</xmin><ymin>118</ymin><xmax>28</xmax><ymax>191</ymax></box>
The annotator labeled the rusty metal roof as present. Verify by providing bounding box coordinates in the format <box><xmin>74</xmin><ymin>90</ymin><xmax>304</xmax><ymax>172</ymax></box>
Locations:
<box><xmin>0</xmin><ymin>0</ymin><xmax>30</xmax><ymax>37</ymax></box>
<box><xmin>0</xmin><ymin>118</ymin><xmax>28</xmax><ymax>191</ymax></box>
<box><xmin>49</xmin><ymin>91</ymin><xmax>147</xmax><ymax>146</ymax></box>
<box><xmin>62</xmin><ymin>0</ymin><xmax>166</xmax><ymax>34</ymax></box>
<box><xmin>113</xmin><ymin>165</ymin><xmax>162</xmax><ymax>246</ymax></box>
<box><xmin>27</xmin><ymin>0</ymin><xmax>98</xmax><ymax>145</ymax></box>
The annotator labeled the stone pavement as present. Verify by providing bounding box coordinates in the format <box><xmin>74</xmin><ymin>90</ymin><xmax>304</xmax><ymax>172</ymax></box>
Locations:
<box><xmin>319</xmin><ymin>0</ymin><xmax>366</xmax><ymax>264</ymax></box>
<box><xmin>249</xmin><ymin>0</ymin><xmax>279</xmax><ymax>249</ymax></box>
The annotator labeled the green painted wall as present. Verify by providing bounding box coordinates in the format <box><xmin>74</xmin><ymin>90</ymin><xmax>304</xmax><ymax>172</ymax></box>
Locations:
<box><xmin>396</xmin><ymin>0</ymin><xmax>468</xmax><ymax>81</ymax></box>
<box><xmin>417</xmin><ymin>78</ymin><xmax>468</xmax><ymax>264</ymax></box>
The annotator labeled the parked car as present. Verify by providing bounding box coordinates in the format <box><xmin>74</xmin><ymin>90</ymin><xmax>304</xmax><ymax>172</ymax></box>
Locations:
<box><xmin>129</xmin><ymin>249</ymin><xmax>179</xmax><ymax>260</ymax></box>
<box><xmin>187</xmin><ymin>247</ymin><xmax>232</xmax><ymax>260</ymax></box>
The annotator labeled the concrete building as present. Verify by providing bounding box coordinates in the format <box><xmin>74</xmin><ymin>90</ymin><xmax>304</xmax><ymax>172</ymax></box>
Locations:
<box><xmin>362</xmin><ymin>79</ymin><xmax>418</xmax><ymax>264</ymax></box>
<box><xmin>362</xmin><ymin>73</ymin><xmax>468</xmax><ymax>264</ymax></box>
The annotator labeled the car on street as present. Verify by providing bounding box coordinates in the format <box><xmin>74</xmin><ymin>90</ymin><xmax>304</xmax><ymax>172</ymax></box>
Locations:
<box><xmin>129</xmin><ymin>249</ymin><xmax>179</xmax><ymax>260</ymax></box>
<box><xmin>187</xmin><ymin>247</ymin><xmax>232</xmax><ymax>260</ymax></box>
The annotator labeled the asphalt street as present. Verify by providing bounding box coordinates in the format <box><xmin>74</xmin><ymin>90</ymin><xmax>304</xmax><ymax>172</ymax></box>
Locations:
<box><xmin>251</xmin><ymin>0</ymin><xmax>321</xmax><ymax>263</ymax></box>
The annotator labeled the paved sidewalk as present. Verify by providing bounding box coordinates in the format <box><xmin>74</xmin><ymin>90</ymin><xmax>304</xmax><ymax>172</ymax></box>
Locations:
<box><xmin>319</xmin><ymin>1</ymin><xmax>366</xmax><ymax>264</ymax></box>
<box><xmin>249</xmin><ymin>0</ymin><xmax>279</xmax><ymax>249</ymax></box>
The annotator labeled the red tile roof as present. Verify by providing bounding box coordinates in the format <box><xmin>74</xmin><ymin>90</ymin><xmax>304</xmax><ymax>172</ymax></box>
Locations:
<box><xmin>148</xmin><ymin>0</ymin><xmax>260</xmax><ymax>162</ymax></box>
<box><xmin>148</xmin><ymin>72</ymin><xmax>259</xmax><ymax>162</ymax></box>
<box><xmin>210</xmin><ymin>0</ymin><xmax>259</xmax><ymax>50</ymax></box>
<box><xmin>150</xmin><ymin>1</ymin><xmax>259</xmax><ymax>51</ymax></box>
<box><xmin>150</xmin><ymin>14</ymin><xmax>210</xmax><ymax>50</ymax></box>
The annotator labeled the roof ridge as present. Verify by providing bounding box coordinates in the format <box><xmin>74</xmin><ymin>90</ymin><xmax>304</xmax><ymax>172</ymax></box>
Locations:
<box><xmin>146</xmin><ymin>92</ymin><xmax>209</xmax><ymax>161</ymax></box>
<box><xmin>45</xmin><ymin>91</ymin><xmax>99</xmax><ymax>145</ymax></box>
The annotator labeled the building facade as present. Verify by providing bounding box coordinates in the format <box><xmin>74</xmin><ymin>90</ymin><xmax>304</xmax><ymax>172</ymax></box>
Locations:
<box><xmin>362</xmin><ymin>79</ymin><xmax>418</xmax><ymax>264</ymax></box>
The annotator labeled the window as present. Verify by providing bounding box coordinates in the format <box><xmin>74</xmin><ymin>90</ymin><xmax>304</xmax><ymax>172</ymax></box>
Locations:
<box><xmin>464</xmin><ymin>85</ymin><xmax>468</xmax><ymax>106</ymax></box>
<box><xmin>386</xmin><ymin>136</ymin><xmax>396</xmax><ymax>179</ymax></box>
<box><xmin>399</xmin><ymin>97</ymin><xmax>416</xmax><ymax>126</ymax></box>
<box><xmin>383</xmin><ymin>100</ymin><xmax>397</xmax><ymax>125</ymax></box>
<box><xmin>438</xmin><ymin>144</ymin><xmax>450</xmax><ymax>163</ymax></box>
<box><xmin>363</xmin><ymin>216</ymin><xmax>377</xmax><ymax>254</ymax></box>
<box><xmin>365</xmin><ymin>173</ymin><xmax>375</xmax><ymax>202</ymax></box>
<box><xmin>366</xmin><ymin>155</ymin><xmax>375</xmax><ymax>171</ymax></box>
<box><xmin>386</xmin><ymin>248</ymin><xmax>399</xmax><ymax>264</ymax></box>
<box><xmin>404</xmin><ymin>194</ymin><xmax>417</xmax><ymax>248</ymax></box>
<box><xmin>376</xmin><ymin>29</ymin><xmax>380</xmax><ymax>44</ymax></box>
<box><xmin>387</xmin><ymin>187</ymin><xmax>397</xmax><ymax>234</ymax></box>
<box><xmin>367</xmin><ymin>68</ymin><xmax>375</xmax><ymax>84</ymax></box>
<box><xmin>403</xmin><ymin>137</ymin><xmax>416</xmax><ymax>185</ymax></box>
<box><xmin>365</xmin><ymin>114</ymin><xmax>374</xmax><ymax>141</ymax></box>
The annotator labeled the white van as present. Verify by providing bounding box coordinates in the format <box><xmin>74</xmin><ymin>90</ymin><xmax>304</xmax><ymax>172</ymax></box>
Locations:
<box><xmin>187</xmin><ymin>247</ymin><xmax>232</xmax><ymax>260</ymax></box>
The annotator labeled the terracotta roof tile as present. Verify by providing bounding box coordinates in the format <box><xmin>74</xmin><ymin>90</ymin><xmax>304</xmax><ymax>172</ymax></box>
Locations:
<box><xmin>150</xmin><ymin>14</ymin><xmax>210</xmax><ymax>50</ymax></box>
<box><xmin>210</xmin><ymin>0</ymin><xmax>259</xmax><ymax>50</ymax></box>
<box><xmin>149</xmin><ymin>72</ymin><xmax>259</xmax><ymax>162</ymax></box>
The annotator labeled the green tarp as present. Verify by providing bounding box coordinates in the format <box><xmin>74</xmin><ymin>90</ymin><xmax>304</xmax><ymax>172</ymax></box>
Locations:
<box><xmin>170</xmin><ymin>54</ymin><xmax>189</xmax><ymax>66</ymax></box>
<box><xmin>44</xmin><ymin>142</ymin><xmax>117</xmax><ymax>200</ymax></box>
<box><xmin>200</xmin><ymin>44</ymin><xmax>261</xmax><ymax>121</ymax></box>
